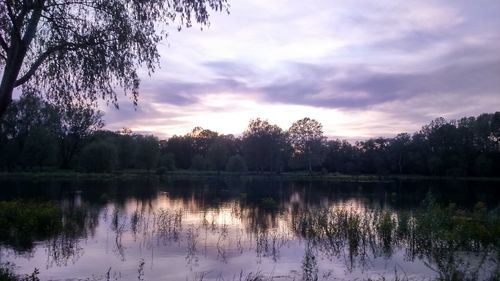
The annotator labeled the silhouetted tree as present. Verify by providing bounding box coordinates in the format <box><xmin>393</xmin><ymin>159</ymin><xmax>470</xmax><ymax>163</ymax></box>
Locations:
<box><xmin>288</xmin><ymin>118</ymin><xmax>325</xmax><ymax>173</ymax></box>
<box><xmin>136</xmin><ymin>135</ymin><xmax>159</xmax><ymax>172</ymax></box>
<box><xmin>242</xmin><ymin>119</ymin><xmax>289</xmax><ymax>173</ymax></box>
<box><xmin>0</xmin><ymin>0</ymin><xmax>229</xmax><ymax>117</ymax></box>
<box><xmin>0</xmin><ymin>93</ymin><xmax>60</xmax><ymax>168</ymax></box>
<box><xmin>188</xmin><ymin>127</ymin><xmax>219</xmax><ymax>155</ymax></box>
<box><xmin>226</xmin><ymin>154</ymin><xmax>247</xmax><ymax>172</ymax></box>
<box><xmin>357</xmin><ymin>138</ymin><xmax>390</xmax><ymax>175</ymax></box>
<box><xmin>115</xmin><ymin>129</ymin><xmax>138</xmax><ymax>170</ymax></box>
<box><xmin>164</xmin><ymin>136</ymin><xmax>195</xmax><ymax>169</ymax></box>
<box><xmin>1</xmin><ymin>105</ymin><xmax>499</xmax><ymax>177</ymax></box>
<box><xmin>20</xmin><ymin>126</ymin><xmax>56</xmax><ymax>170</ymax></box>
<box><xmin>158</xmin><ymin>153</ymin><xmax>176</xmax><ymax>171</ymax></box>
<box><xmin>56</xmin><ymin>102</ymin><xmax>104</xmax><ymax>169</ymax></box>
<box><xmin>80</xmin><ymin>141</ymin><xmax>117</xmax><ymax>173</ymax></box>
<box><xmin>190</xmin><ymin>154</ymin><xmax>206</xmax><ymax>170</ymax></box>
<box><xmin>324</xmin><ymin>139</ymin><xmax>359</xmax><ymax>174</ymax></box>
<box><xmin>206</xmin><ymin>137</ymin><xmax>229</xmax><ymax>171</ymax></box>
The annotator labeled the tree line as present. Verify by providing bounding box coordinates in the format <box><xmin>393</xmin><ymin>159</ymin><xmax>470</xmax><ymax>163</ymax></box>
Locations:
<box><xmin>0</xmin><ymin>94</ymin><xmax>499</xmax><ymax>176</ymax></box>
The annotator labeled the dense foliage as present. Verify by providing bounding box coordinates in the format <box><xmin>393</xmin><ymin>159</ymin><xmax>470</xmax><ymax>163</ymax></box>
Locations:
<box><xmin>0</xmin><ymin>95</ymin><xmax>499</xmax><ymax>176</ymax></box>
<box><xmin>0</xmin><ymin>0</ymin><xmax>229</xmax><ymax>117</ymax></box>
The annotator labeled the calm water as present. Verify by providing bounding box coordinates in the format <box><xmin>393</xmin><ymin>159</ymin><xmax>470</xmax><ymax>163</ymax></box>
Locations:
<box><xmin>0</xmin><ymin>178</ymin><xmax>499</xmax><ymax>280</ymax></box>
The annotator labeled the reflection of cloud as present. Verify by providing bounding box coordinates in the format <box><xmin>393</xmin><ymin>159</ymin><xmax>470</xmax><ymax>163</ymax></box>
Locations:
<box><xmin>101</xmin><ymin>0</ymin><xmax>500</xmax><ymax>139</ymax></box>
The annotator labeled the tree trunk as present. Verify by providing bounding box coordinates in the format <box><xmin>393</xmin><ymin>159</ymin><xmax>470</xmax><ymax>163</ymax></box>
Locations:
<box><xmin>0</xmin><ymin>47</ymin><xmax>23</xmax><ymax>118</ymax></box>
<box><xmin>0</xmin><ymin>6</ymin><xmax>44</xmax><ymax>118</ymax></box>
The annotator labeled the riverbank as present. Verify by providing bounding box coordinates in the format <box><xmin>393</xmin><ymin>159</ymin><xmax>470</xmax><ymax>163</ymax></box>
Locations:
<box><xmin>1</xmin><ymin>170</ymin><xmax>499</xmax><ymax>182</ymax></box>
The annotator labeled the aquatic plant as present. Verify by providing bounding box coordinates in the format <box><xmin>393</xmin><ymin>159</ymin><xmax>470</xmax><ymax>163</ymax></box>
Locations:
<box><xmin>0</xmin><ymin>200</ymin><xmax>61</xmax><ymax>251</ymax></box>
<box><xmin>0</xmin><ymin>263</ymin><xmax>39</xmax><ymax>281</ymax></box>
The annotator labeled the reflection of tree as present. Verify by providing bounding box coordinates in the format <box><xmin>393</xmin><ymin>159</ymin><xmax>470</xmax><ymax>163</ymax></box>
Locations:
<box><xmin>185</xmin><ymin>227</ymin><xmax>199</xmax><ymax>270</ymax></box>
<box><xmin>110</xmin><ymin>207</ymin><xmax>127</xmax><ymax>261</ymax></box>
<box><xmin>45</xmin><ymin>232</ymin><xmax>83</xmax><ymax>268</ymax></box>
<box><xmin>2</xmin><ymin>179</ymin><xmax>499</xmax><ymax>280</ymax></box>
<box><xmin>216</xmin><ymin>223</ymin><xmax>228</xmax><ymax>263</ymax></box>
<box><xmin>255</xmin><ymin>230</ymin><xmax>288</xmax><ymax>263</ymax></box>
<box><xmin>155</xmin><ymin>208</ymin><xmax>182</xmax><ymax>244</ymax></box>
<box><xmin>49</xmin><ymin>204</ymin><xmax>100</xmax><ymax>268</ymax></box>
<box><xmin>0</xmin><ymin>200</ymin><xmax>101</xmax><ymax>269</ymax></box>
<box><xmin>302</xmin><ymin>242</ymin><xmax>318</xmax><ymax>281</ymax></box>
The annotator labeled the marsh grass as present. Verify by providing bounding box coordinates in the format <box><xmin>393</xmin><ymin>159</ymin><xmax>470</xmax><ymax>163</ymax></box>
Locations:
<box><xmin>291</xmin><ymin>194</ymin><xmax>500</xmax><ymax>280</ymax></box>
<box><xmin>0</xmin><ymin>263</ymin><xmax>39</xmax><ymax>281</ymax></box>
<box><xmin>0</xmin><ymin>200</ymin><xmax>61</xmax><ymax>251</ymax></box>
<box><xmin>1</xmin><ymin>193</ymin><xmax>499</xmax><ymax>280</ymax></box>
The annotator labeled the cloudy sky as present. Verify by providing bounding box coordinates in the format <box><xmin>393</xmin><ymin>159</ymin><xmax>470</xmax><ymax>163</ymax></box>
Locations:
<box><xmin>104</xmin><ymin>0</ymin><xmax>500</xmax><ymax>140</ymax></box>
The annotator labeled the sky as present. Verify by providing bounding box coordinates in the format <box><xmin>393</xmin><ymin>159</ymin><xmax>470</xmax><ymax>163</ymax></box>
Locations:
<box><xmin>103</xmin><ymin>0</ymin><xmax>500</xmax><ymax>140</ymax></box>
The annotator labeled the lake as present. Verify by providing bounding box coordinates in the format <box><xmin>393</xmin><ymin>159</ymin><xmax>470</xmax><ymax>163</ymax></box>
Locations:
<box><xmin>0</xmin><ymin>177</ymin><xmax>499</xmax><ymax>280</ymax></box>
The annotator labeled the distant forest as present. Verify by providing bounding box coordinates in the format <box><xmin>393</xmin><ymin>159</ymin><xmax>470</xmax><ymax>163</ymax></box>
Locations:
<box><xmin>0</xmin><ymin>94</ymin><xmax>499</xmax><ymax>177</ymax></box>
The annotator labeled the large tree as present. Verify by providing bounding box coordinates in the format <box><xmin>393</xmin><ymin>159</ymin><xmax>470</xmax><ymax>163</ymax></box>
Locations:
<box><xmin>0</xmin><ymin>0</ymin><xmax>229</xmax><ymax>117</ymax></box>
<box><xmin>0</xmin><ymin>93</ymin><xmax>103</xmax><ymax>168</ymax></box>
<box><xmin>242</xmin><ymin>118</ymin><xmax>289</xmax><ymax>173</ymax></box>
<box><xmin>56</xmin><ymin>102</ymin><xmax>104</xmax><ymax>168</ymax></box>
<box><xmin>288</xmin><ymin>117</ymin><xmax>325</xmax><ymax>173</ymax></box>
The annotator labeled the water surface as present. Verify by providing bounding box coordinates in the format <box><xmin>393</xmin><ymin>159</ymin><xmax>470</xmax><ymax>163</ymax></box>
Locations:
<box><xmin>0</xmin><ymin>178</ymin><xmax>498</xmax><ymax>280</ymax></box>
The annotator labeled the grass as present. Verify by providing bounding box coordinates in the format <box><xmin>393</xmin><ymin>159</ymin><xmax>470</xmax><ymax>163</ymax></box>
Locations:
<box><xmin>1</xmin><ymin>169</ymin><xmax>499</xmax><ymax>182</ymax></box>
<box><xmin>0</xmin><ymin>170</ymin><xmax>155</xmax><ymax>181</ymax></box>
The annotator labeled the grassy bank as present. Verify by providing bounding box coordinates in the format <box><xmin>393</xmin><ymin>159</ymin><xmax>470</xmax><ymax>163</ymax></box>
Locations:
<box><xmin>1</xmin><ymin>170</ymin><xmax>500</xmax><ymax>182</ymax></box>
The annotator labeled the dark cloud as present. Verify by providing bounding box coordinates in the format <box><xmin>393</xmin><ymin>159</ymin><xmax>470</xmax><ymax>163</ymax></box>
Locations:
<box><xmin>103</xmin><ymin>101</ymin><xmax>163</xmax><ymax>125</ymax></box>
<box><xmin>203</xmin><ymin>61</ymin><xmax>256</xmax><ymax>78</ymax></box>
<box><xmin>369</xmin><ymin>30</ymin><xmax>454</xmax><ymax>53</ymax></box>
<box><xmin>335</xmin><ymin>60</ymin><xmax>500</xmax><ymax>103</ymax></box>
<box><xmin>141</xmin><ymin>78</ymin><xmax>248</xmax><ymax>105</ymax></box>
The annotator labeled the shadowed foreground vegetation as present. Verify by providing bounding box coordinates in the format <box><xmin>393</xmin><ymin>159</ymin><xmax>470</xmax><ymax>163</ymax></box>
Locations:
<box><xmin>0</xmin><ymin>263</ymin><xmax>39</xmax><ymax>281</ymax></box>
<box><xmin>0</xmin><ymin>94</ymin><xmax>499</xmax><ymax>178</ymax></box>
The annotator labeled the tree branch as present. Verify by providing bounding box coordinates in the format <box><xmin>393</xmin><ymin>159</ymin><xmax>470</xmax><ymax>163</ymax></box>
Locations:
<box><xmin>21</xmin><ymin>2</ymin><xmax>44</xmax><ymax>44</ymax></box>
<box><xmin>14</xmin><ymin>38</ymin><xmax>107</xmax><ymax>87</ymax></box>
<box><xmin>0</xmin><ymin>34</ymin><xmax>8</xmax><ymax>51</ymax></box>
<box><xmin>14</xmin><ymin>44</ymin><xmax>63</xmax><ymax>87</ymax></box>
<box><xmin>5</xmin><ymin>0</ymin><xmax>21</xmax><ymax>40</ymax></box>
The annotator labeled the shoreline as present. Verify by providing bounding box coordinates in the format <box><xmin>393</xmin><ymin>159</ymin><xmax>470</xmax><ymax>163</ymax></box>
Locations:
<box><xmin>1</xmin><ymin>170</ymin><xmax>499</xmax><ymax>182</ymax></box>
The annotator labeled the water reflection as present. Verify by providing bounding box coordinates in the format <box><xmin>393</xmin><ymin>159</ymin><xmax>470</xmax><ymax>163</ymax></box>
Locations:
<box><xmin>0</xmin><ymin>178</ymin><xmax>499</xmax><ymax>280</ymax></box>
